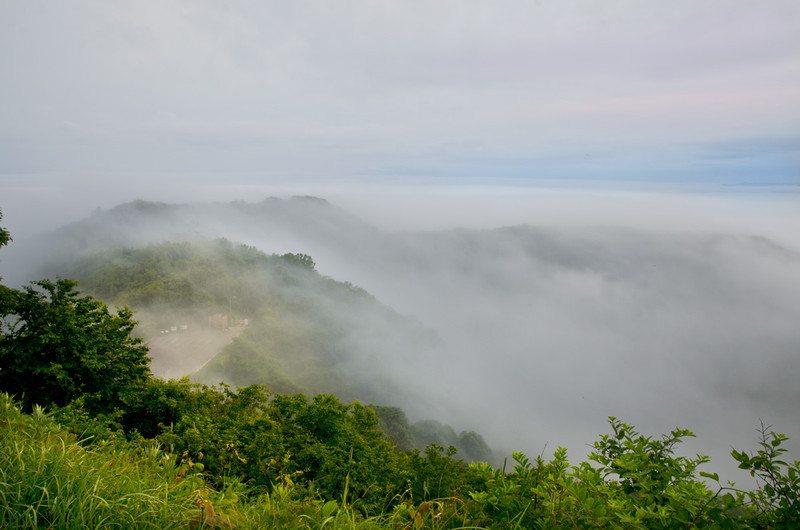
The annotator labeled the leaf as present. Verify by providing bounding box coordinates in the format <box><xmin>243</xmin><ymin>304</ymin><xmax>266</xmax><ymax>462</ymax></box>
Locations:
<box><xmin>321</xmin><ymin>500</ymin><xmax>338</xmax><ymax>518</ymax></box>
<box><xmin>699</xmin><ymin>471</ymin><xmax>719</xmax><ymax>482</ymax></box>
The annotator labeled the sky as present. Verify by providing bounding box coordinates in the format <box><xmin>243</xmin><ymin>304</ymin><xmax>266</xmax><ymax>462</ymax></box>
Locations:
<box><xmin>1</xmin><ymin>1</ymin><xmax>798</xmax><ymax>199</ymax></box>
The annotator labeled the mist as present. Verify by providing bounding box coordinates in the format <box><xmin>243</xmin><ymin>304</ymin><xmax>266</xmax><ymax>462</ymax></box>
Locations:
<box><xmin>2</xmin><ymin>184</ymin><xmax>799</xmax><ymax>485</ymax></box>
<box><xmin>244</xmin><ymin>188</ymin><xmax>800</xmax><ymax>485</ymax></box>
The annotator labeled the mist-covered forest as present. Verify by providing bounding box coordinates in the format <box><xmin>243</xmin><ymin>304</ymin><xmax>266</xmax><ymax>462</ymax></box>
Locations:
<box><xmin>1</xmin><ymin>199</ymin><xmax>800</xmax><ymax>527</ymax></box>
<box><xmin>50</xmin><ymin>234</ymin><xmax>492</xmax><ymax>463</ymax></box>
<box><xmin>10</xmin><ymin>196</ymin><xmax>800</xmax><ymax>472</ymax></box>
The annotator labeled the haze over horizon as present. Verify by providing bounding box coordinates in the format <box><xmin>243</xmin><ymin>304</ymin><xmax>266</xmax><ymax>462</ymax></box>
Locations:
<box><xmin>2</xmin><ymin>1</ymin><xmax>798</xmax><ymax>242</ymax></box>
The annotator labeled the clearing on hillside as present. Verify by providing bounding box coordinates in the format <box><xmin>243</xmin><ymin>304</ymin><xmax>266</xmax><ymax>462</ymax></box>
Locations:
<box><xmin>146</xmin><ymin>326</ymin><xmax>245</xmax><ymax>379</ymax></box>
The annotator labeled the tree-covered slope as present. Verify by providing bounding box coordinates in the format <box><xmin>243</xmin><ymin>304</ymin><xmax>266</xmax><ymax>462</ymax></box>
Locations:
<box><xmin>61</xmin><ymin>239</ymin><xmax>440</xmax><ymax>403</ymax></box>
<box><xmin>56</xmin><ymin>238</ymin><xmax>492</xmax><ymax>461</ymax></box>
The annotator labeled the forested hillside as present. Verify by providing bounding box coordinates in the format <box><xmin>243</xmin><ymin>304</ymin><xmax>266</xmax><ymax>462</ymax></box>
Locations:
<box><xmin>22</xmin><ymin>196</ymin><xmax>375</xmax><ymax>280</ymax></box>
<box><xmin>55</xmin><ymin>237</ymin><xmax>491</xmax><ymax>463</ymax></box>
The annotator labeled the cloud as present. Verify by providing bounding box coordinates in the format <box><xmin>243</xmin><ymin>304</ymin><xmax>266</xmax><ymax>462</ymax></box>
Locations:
<box><xmin>0</xmin><ymin>1</ymin><xmax>798</xmax><ymax>182</ymax></box>
<box><xmin>287</xmin><ymin>203</ymin><xmax>800</xmax><ymax>484</ymax></box>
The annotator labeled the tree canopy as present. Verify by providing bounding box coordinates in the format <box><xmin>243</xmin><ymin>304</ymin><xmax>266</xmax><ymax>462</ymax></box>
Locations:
<box><xmin>0</xmin><ymin>278</ymin><xmax>150</xmax><ymax>411</ymax></box>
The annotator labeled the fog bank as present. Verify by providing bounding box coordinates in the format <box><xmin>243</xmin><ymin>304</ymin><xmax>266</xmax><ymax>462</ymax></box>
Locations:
<box><xmin>2</xmin><ymin>186</ymin><xmax>799</xmax><ymax>486</ymax></box>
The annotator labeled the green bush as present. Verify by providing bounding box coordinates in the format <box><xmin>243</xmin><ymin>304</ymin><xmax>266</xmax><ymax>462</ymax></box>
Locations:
<box><xmin>0</xmin><ymin>278</ymin><xmax>150</xmax><ymax>412</ymax></box>
<box><xmin>465</xmin><ymin>417</ymin><xmax>786</xmax><ymax>529</ymax></box>
<box><xmin>732</xmin><ymin>423</ymin><xmax>800</xmax><ymax>528</ymax></box>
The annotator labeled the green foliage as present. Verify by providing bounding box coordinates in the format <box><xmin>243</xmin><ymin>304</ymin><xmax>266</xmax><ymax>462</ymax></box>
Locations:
<box><xmin>732</xmin><ymin>422</ymin><xmax>800</xmax><ymax>528</ymax></box>
<box><xmin>278</xmin><ymin>252</ymin><xmax>316</xmax><ymax>272</ymax></box>
<box><xmin>372</xmin><ymin>407</ymin><xmax>493</xmax><ymax>464</ymax></box>
<box><xmin>84</xmin><ymin>377</ymin><xmax>487</xmax><ymax>517</ymax></box>
<box><xmin>588</xmin><ymin>416</ymin><xmax>710</xmax><ymax>507</ymax></box>
<box><xmin>406</xmin><ymin>418</ymin><xmax>493</xmax><ymax>464</ymax></box>
<box><xmin>0</xmin><ymin>208</ymin><xmax>10</xmax><ymax>250</ymax></box>
<box><xmin>61</xmin><ymin>240</ymin><xmax>434</xmax><ymax>409</ymax></box>
<box><xmin>62</xmin><ymin>240</ymin><xmax>276</xmax><ymax>313</ymax></box>
<box><xmin>102</xmin><ymin>379</ymin><xmax>451</xmax><ymax>514</ymax></box>
<box><xmin>269</xmin><ymin>393</ymin><xmax>404</xmax><ymax>510</ymax></box>
<box><xmin>371</xmin><ymin>405</ymin><xmax>415</xmax><ymax>451</ymax></box>
<box><xmin>466</xmin><ymin>418</ymin><xmax>765</xmax><ymax>529</ymax></box>
<box><xmin>3</xmin><ymin>389</ymin><xmax>471</xmax><ymax>528</ymax></box>
<box><xmin>7</xmin><ymin>382</ymin><xmax>800</xmax><ymax>528</ymax></box>
<box><xmin>579</xmin><ymin>417</ymin><xmax>751</xmax><ymax>528</ymax></box>
<box><xmin>0</xmin><ymin>278</ymin><xmax>150</xmax><ymax>412</ymax></box>
<box><xmin>198</xmin><ymin>335</ymin><xmax>304</xmax><ymax>394</ymax></box>
<box><xmin>458</xmin><ymin>430</ymin><xmax>493</xmax><ymax>463</ymax></box>
<box><xmin>402</xmin><ymin>443</ymin><xmax>483</xmax><ymax>505</ymax></box>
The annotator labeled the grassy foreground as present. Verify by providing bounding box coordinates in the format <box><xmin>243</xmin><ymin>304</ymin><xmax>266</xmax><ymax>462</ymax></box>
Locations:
<box><xmin>1</xmin><ymin>393</ymin><xmax>196</xmax><ymax>528</ymax></box>
<box><xmin>3</xmin><ymin>390</ymin><xmax>800</xmax><ymax>529</ymax></box>
<box><xmin>0</xmin><ymin>392</ymin><xmax>453</xmax><ymax>529</ymax></box>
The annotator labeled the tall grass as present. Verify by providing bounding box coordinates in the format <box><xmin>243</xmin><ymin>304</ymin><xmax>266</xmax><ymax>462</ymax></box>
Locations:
<box><xmin>0</xmin><ymin>393</ymin><xmax>199</xmax><ymax>529</ymax></box>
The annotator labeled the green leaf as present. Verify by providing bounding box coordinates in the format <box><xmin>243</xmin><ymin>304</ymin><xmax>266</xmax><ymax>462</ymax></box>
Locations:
<box><xmin>321</xmin><ymin>500</ymin><xmax>338</xmax><ymax>518</ymax></box>
<box><xmin>699</xmin><ymin>471</ymin><xmax>719</xmax><ymax>482</ymax></box>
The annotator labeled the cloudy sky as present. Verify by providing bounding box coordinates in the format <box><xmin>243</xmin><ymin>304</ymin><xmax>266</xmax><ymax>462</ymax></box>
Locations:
<box><xmin>1</xmin><ymin>1</ymin><xmax>798</xmax><ymax>192</ymax></box>
<box><xmin>0</xmin><ymin>1</ymin><xmax>799</xmax><ymax>240</ymax></box>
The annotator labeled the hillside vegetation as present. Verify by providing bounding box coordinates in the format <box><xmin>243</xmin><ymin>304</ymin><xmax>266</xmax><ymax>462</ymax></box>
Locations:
<box><xmin>2</xmin><ymin>388</ymin><xmax>799</xmax><ymax>528</ymax></box>
<box><xmin>56</xmin><ymin>238</ymin><xmax>491</xmax><ymax>463</ymax></box>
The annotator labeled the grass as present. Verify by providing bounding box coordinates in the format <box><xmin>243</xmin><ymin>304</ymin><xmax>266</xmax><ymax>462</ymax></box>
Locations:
<box><xmin>0</xmin><ymin>394</ymin><xmax>198</xmax><ymax>529</ymax></box>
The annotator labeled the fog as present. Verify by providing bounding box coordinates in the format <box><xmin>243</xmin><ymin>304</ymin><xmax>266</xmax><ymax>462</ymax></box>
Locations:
<box><xmin>2</xmin><ymin>184</ymin><xmax>799</xmax><ymax>485</ymax></box>
<box><xmin>261</xmin><ymin>188</ymin><xmax>800</xmax><ymax>486</ymax></box>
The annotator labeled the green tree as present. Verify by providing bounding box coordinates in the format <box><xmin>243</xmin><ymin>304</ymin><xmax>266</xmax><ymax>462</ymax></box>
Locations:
<box><xmin>372</xmin><ymin>404</ymin><xmax>415</xmax><ymax>451</ymax></box>
<box><xmin>0</xmin><ymin>278</ymin><xmax>151</xmax><ymax>411</ymax></box>
<box><xmin>0</xmin><ymin>208</ymin><xmax>10</xmax><ymax>250</ymax></box>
